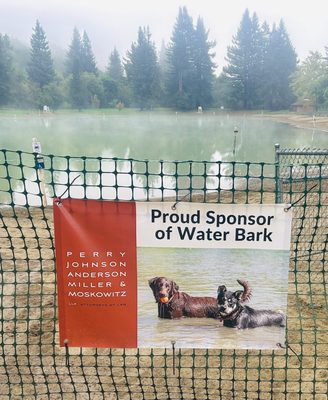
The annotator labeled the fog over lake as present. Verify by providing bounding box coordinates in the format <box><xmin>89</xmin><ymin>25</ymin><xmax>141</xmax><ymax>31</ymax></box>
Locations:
<box><xmin>1</xmin><ymin>112</ymin><xmax>326</xmax><ymax>163</ymax></box>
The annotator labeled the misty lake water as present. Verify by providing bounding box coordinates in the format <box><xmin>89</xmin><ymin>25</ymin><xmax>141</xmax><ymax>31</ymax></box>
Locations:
<box><xmin>1</xmin><ymin>110</ymin><xmax>327</xmax><ymax>162</ymax></box>
<box><xmin>1</xmin><ymin>110</ymin><xmax>327</xmax><ymax>205</ymax></box>
<box><xmin>138</xmin><ymin>248</ymin><xmax>289</xmax><ymax>349</ymax></box>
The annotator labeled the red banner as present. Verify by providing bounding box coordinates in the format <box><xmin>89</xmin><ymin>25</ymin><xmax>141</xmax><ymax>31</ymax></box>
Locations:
<box><xmin>53</xmin><ymin>199</ymin><xmax>137</xmax><ymax>348</ymax></box>
<box><xmin>54</xmin><ymin>200</ymin><xmax>291</xmax><ymax>350</ymax></box>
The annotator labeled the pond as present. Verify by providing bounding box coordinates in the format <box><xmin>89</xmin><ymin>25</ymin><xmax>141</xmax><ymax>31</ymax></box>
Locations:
<box><xmin>0</xmin><ymin>110</ymin><xmax>326</xmax><ymax>163</ymax></box>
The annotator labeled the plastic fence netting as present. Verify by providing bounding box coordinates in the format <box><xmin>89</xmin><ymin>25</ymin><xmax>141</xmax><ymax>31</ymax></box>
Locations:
<box><xmin>0</xmin><ymin>149</ymin><xmax>327</xmax><ymax>400</ymax></box>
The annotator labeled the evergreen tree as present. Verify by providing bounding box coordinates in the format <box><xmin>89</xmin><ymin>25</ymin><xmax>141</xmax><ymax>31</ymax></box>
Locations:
<box><xmin>66</xmin><ymin>28</ymin><xmax>84</xmax><ymax>108</ymax></box>
<box><xmin>223</xmin><ymin>9</ymin><xmax>264</xmax><ymax>109</ymax></box>
<box><xmin>262</xmin><ymin>20</ymin><xmax>297</xmax><ymax>110</ymax></box>
<box><xmin>28</xmin><ymin>20</ymin><xmax>55</xmax><ymax>88</ymax></box>
<box><xmin>125</xmin><ymin>26</ymin><xmax>159</xmax><ymax>110</ymax></box>
<box><xmin>0</xmin><ymin>34</ymin><xmax>12</xmax><ymax>106</ymax></box>
<box><xmin>157</xmin><ymin>40</ymin><xmax>169</xmax><ymax>106</ymax></box>
<box><xmin>193</xmin><ymin>17</ymin><xmax>216</xmax><ymax>108</ymax></box>
<box><xmin>107</xmin><ymin>48</ymin><xmax>123</xmax><ymax>81</ymax></box>
<box><xmin>158</xmin><ymin>40</ymin><xmax>169</xmax><ymax>77</ymax></box>
<box><xmin>66</xmin><ymin>28</ymin><xmax>102</xmax><ymax>109</ymax></box>
<box><xmin>81</xmin><ymin>31</ymin><xmax>97</xmax><ymax>74</ymax></box>
<box><xmin>66</xmin><ymin>27</ymin><xmax>82</xmax><ymax>76</ymax></box>
<box><xmin>166</xmin><ymin>6</ymin><xmax>196</xmax><ymax>110</ymax></box>
<box><xmin>103</xmin><ymin>48</ymin><xmax>127</xmax><ymax>107</ymax></box>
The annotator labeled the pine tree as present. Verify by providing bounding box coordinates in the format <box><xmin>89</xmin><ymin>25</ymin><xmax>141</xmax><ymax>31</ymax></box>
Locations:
<box><xmin>223</xmin><ymin>9</ymin><xmax>264</xmax><ymax>109</ymax></box>
<box><xmin>107</xmin><ymin>48</ymin><xmax>123</xmax><ymax>81</ymax></box>
<box><xmin>28</xmin><ymin>20</ymin><xmax>55</xmax><ymax>88</ymax></box>
<box><xmin>166</xmin><ymin>6</ymin><xmax>196</xmax><ymax>110</ymax></box>
<box><xmin>157</xmin><ymin>40</ymin><xmax>169</xmax><ymax>105</ymax></box>
<box><xmin>81</xmin><ymin>31</ymin><xmax>97</xmax><ymax>74</ymax></box>
<box><xmin>158</xmin><ymin>40</ymin><xmax>169</xmax><ymax>78</ymax></box>
<box><xmin>257</xmin><ymin>21</ymin><xmax>271</xmax><ymax>104</ymax></box>
<box><xmin>66</xmin><ymin>27</ymin><xmax>82</xmax><ymax>76</ymax></box>
<box><xmin>103</xmin><ymin>48</ymin><xmax>126</xmax><ymax>107</ymax></box>
<box><xmin>66</xmin><ymin>28</ymin><xmax>84</xmax><ymax>108</ymax></box>
<box><xmin>0</xmin><ymin>34</ymin><xmax>12</xmax><ymax>106</ymax></box>
<box><xmin>125</xmin><ymin>26</ymin><xmax>159</xmax><ymax>110</ymax></box>
<box><xmin>66</xmin><ymin>28</ymin><xmax>102</xmax><ymax>109</ymax></box>
<box><xmin>193</xmin><ymin>17</ymin><xmax>216</xmax><ymax>108</ymax></box>
<box><xmin>262</xmin><ymin>20</ymin><xmax>297</xmax><ymax>110</ymax></box>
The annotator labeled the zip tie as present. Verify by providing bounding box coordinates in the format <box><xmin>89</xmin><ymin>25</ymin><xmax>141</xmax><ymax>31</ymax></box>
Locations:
<box><xmin>290</xmin><ymin>250</ymin><xmax>326</xmax><ymax>260</ymax></box>
<box><xmin>55</xmin><ymin>175</ymin><xmax>81</xmax><ymax>206</ymax></box>
<box><xmin>64</xmin><ymin>339</ymin><xmax>70</xmax><ymax>368</ymax></box>
<box><xmin>277</xmin><ymin>342</ymin><xmax>302</xmax><ymax>363</ymax></box>
<box><xmin>172</xmin><ymin>192</ymin><xmax>191</xmax><ymax>210</ymax></box>
<box><xmin>284</xmin><ymin>183</ymin><xmax>318</xmax><ymax>211</ymax></box>
<box><xmin>171</xmin><ymin>340</ymin><xmax>176</xmax><ymax>375</ymax></box>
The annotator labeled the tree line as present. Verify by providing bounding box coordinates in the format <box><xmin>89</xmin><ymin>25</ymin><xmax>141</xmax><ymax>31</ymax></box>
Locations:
<box><xmin>0</xmin><ymin>7</ymin><xmax>327</xmax><ymax>112</ymax></box>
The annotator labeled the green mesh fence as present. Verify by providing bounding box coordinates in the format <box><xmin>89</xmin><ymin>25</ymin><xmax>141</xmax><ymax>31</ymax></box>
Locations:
<box><xmin>0</xmin><ymin>149</ymin><xmax>327</xmax><ymax>400</ymax></box>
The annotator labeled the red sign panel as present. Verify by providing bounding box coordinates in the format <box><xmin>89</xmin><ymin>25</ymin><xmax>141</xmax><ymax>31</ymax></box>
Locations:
<box><xmin>53</xmin><ymin>199</ymin><xmax>137</xmax><ymax>348</ymax></box>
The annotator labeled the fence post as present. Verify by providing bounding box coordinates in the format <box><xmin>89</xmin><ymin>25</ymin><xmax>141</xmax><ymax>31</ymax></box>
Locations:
<box><xmin>275</xmin><ymin>143</ymin><xmax>282</xmax><ymax>203</ymax></box>
<box><xmin>32</xmin><ymin>137</ymin><xmax>47</xmax><ymax>207</ymax></box>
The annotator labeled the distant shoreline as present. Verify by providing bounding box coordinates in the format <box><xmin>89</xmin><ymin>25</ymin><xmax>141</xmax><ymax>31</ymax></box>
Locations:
<box><xmin>1</xmin><ymin>108</ymin><xmax>328</xmax><ymax>134</ymax></box>
<box><xmin>253</xmin><ymin>112</ymin><xmax>328</xmax><ymax>133</ymax></box>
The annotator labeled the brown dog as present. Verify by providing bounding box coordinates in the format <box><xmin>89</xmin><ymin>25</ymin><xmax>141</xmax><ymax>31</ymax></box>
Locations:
<box><xmin>148</xmin><ymin>276</ymin><xmax>221</xmax><ymax>319</ymax></box>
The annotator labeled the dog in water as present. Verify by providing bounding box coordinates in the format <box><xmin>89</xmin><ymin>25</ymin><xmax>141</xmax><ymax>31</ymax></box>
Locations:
<box><xmin>217</xmin><ymin>279</ymin><xmax>285</xmax><ymax>329</ymax></box>
<box><xmin>148</xmin><ymin>276</ymin><xmax>220</xmax><ymax>319</ymax></box>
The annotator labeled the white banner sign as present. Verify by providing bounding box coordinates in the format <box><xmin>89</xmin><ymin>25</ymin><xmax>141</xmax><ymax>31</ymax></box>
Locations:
<box><xmin>136</xmin><ymin>202</ymin><xmax>292</xmax><ymax>250</ymax></box>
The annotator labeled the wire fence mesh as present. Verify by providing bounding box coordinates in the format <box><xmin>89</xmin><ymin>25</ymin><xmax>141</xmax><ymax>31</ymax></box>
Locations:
<box><xmin>0</xmin><ymin>149</ymin><xmax>327</xmax><ymax>400</ymax></box>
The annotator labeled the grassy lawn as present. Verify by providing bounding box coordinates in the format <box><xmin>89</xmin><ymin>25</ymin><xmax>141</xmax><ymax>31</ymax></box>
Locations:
<box><xmin>0</xmin><ymin>107</ymin><xmax>176</xmax><ymax>117</ymax></box>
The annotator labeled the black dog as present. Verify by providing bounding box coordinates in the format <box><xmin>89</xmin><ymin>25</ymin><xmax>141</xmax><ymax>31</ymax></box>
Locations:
<box><xmin>217</xmin><ymin>279</ymin><xmax>285</xmax><ymax>329</ymax></box>
<box><xmin>149</xmin><ymin>276</ymin><xmax>221</xmax><ymax>319</ymax></box>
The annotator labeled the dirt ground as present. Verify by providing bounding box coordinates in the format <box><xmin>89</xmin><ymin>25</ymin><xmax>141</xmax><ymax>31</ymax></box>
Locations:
<box><xmin>255</xmin><ymin>112</ymin><xmax>328</xmax><ymax>133</ymax></box>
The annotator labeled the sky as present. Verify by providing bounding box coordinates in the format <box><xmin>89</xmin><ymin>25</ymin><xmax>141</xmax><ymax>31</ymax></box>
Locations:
<box><xmin>0</xmin><ymin>0</ymin><xmax>327</xmax><ymax>72</ymax></box>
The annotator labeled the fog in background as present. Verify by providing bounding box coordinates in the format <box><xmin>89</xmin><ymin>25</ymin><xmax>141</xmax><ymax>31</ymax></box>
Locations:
<box><xmin>0</xmin><ymin>0</ymin><xmax>327</xmax><ymax>71</ymax></box>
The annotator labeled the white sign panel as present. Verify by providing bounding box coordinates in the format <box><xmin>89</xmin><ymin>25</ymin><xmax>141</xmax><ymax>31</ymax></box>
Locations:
<box><xmin>136</xmin><ymin>202</ymin><xmax>292</xmax><ymax>250</ymax></box>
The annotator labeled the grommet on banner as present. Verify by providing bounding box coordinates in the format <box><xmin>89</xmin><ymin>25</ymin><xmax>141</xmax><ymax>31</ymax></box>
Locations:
<box><xmin>64</xmin><ymin>339</ymin><xmax>70</xmax><ymax>368</ymax></box>
<box><xmin>172</xmin><ymin>192</ymin><xmax>191</xmax><ymax>210</ymax></box>
<box><xmin>284</xmin><ymin>183</ymin><xmax>318</xmax><ymax>212</ymax></box>
<box><xmin>54</xmin><ymin>198</ymin><xmax>62</xmax><ymax>207</ymax></box>
<box><xmin>171</xmin><ymin>340</ymin><xmax>176</xmax><ymax>375</ymax></box>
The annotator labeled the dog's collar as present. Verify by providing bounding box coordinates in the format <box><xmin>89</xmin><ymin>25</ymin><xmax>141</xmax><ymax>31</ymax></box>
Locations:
<box><xmin>158</xmin><ymin>292</ymin><xmax>180</xmax><ymax>318</ymax></box>
<box><xmin>168</xmin><ymin>291</ymin><xmax>180</xmax><ymax>303</ymax></box>
<box><xmin>219</xmin><ymin>305</ymin><xmax>244</xmax><ymax>320</ymax></box>
<box><xmin>157</xmin><ymin>291</ymin><xmax>180</xmax><ymax>305</ymax></box>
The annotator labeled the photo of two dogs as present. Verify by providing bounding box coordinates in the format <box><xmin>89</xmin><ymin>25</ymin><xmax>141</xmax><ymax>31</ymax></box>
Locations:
<box><xmin>138</xmin><ymin>247</ymin><xmax>288</xmax><ymax>348</ymax></box>
<box><xmin>148</xmin><ymin>276</ymin><xmax>285</xmax><ymax>329</ymax></box>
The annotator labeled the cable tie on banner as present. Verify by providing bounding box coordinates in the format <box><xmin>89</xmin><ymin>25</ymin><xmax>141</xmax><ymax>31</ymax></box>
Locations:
<box><xmin>64</xmin><ymin>339</ymin><xmax>70</xmax><ymax>368</ymax></box>
<box><xmin>171</xmin><ymin>340</ymin><xmax>176</xmax><ymax>375</ymax></box>
<box><xmin>172</xmin><ymin>192</ymin><xmax>191</xmax><ymax>210</ymax></box>
<box><xmin>284</xmin><ymin>183</ymin><xmax>318</xmax><ymax>212</ymax></box>
<box><xmin>276</xmin><ymin>342</ymin><xmax>302</xmax><ymax>363</ymax></box>
<box><xmin>55</xmin><ymin>175</ymin><xmax>81</xmax><ymax>206</ymax></box>
<box><xmin>290</xmin><ymin>250</ymin><xmax>325</xmax><ymax>261</ymax></box>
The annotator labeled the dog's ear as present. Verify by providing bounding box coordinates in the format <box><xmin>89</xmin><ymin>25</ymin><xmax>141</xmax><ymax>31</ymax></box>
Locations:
<box><xmin>168</xmin><ymin>280</ymin><xmax>179</xmax><ymax>295</ymax></box>
<box><xmin>148</xmin><ymin>277</ymin><xmax>159</xmax><ymax>288</ymax></box>
<box><xmin>218</xmin><ymin>285</ymin><xmax>226</xmax><ymax>293</ymax></box>
<box><xmin>173</xmin><ymin>281</ymin><xmax>179</xmax><ymax>293</ymax></box>
<box><xmin>234</xmin><ymin>290</ymin><xmax>244</xmax><ymax>301</ymax></box>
